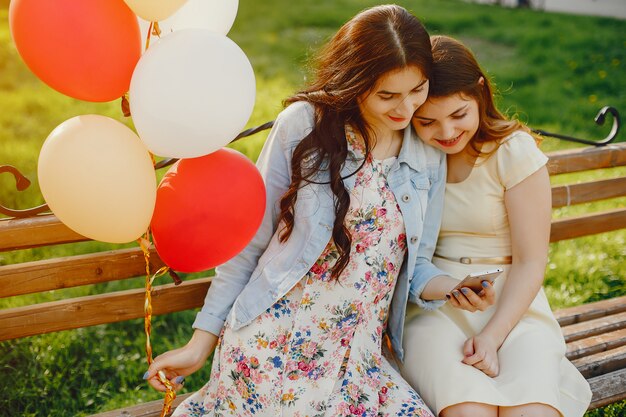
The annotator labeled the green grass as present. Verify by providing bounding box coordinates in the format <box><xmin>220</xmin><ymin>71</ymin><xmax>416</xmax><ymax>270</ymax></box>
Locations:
<box><xmin>0</xmin><ymin>0</ymin><xmax>624</xmax><ymax>415</ymax></box>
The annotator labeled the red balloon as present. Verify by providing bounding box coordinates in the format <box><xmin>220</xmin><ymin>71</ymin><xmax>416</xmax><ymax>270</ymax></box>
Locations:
<box><xmin>9</xmin><ymin>0</ymin><xmax>141</xmax><ymax>102</ymax></box>
<box><xmin>151</xmin><ymin>148</ymin><xmax>266</xmax><ymax>273</ymax></box>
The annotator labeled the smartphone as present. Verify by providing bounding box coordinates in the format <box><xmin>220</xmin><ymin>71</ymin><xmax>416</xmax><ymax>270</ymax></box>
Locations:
<box><xmin>452</xmin><ymin>268</ymin><xmax>503</xmax><ymax>293</ymax></box>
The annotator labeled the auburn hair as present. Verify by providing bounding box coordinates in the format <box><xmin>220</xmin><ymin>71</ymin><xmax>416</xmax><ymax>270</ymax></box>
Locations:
<box><xmin>428</xmin><ymin>35</ymin><xmax>541</xmax><ymax>158</ymax></box>
<box><xmin>278</xmin><ymin>5</ymin><xmax>433</xmax><ymax>279</ymax></box>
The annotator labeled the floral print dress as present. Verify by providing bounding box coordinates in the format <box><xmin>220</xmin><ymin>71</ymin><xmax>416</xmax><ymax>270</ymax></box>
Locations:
<box><xmin>172</xmin><ymin>129</ymin><xmax>433</xmax><ymax>417</ymax></box>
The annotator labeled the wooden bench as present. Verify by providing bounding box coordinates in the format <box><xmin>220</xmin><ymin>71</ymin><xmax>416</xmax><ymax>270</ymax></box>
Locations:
<box><xmin>1</xmin><ymin>141</ymin><xmax>625</xmax><ymax>416</ymax></box>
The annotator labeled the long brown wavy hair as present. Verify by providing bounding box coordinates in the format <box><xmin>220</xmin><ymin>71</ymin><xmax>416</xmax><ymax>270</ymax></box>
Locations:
<box><xmin>278</xmin><ymin>5</ymin><xmax>433</xmax><ymax>280</ymax></box>
<box><xmin>428</xmin><ymin>35</ymin><xmax>540</xmax><ymax>157</ymax></box>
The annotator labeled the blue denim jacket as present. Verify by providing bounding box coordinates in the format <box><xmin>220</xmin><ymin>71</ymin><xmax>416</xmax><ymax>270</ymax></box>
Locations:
<box><xmin>193</xmin><ymin>101</ymin><xmax>447</xmax><ymax>361</ymax></box>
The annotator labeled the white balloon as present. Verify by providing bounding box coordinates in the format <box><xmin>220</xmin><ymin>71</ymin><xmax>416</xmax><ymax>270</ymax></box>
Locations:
<box><xmin>130</xmin><ymin>29</ymin><xmax>256</xmax><ymax>159</ymax></box>
<box><xmin>139</xmin><ymin>0</ymin><xmax>238</xmax><ymax>46</ymax></box>
<box><xmin>37</xmin><ymin>115</ymin><xmax>157</xmax><ymax>243</ymax></box>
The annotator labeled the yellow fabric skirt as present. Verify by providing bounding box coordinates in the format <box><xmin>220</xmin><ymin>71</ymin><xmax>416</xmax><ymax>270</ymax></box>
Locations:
<box><xmin>401</xmin><ymin>258</ymin><xmax>592</xmax><ymax>417</ymax></box>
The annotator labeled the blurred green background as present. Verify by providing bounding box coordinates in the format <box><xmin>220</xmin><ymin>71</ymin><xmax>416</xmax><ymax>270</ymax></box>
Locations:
<box><xmin>0</xmin><ymin>0</ymin><xmax>624</xmax><ymax>415</ymax></box>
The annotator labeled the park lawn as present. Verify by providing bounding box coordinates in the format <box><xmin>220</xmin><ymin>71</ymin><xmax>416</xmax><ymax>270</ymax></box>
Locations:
<box><xmin>0</xmin><ymin>0</ymin><xmax>624</xmax><ymax>415</ymax></box>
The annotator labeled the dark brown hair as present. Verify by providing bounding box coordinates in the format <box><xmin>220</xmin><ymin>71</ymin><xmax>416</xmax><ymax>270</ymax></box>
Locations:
<box><xmin>428</xmin><ymin>35</ymin><xmax>540</xmax><ymax>157</ymax></box>
<box><xmin>278</xmin><ymin>5</ymin><xmax>433</xmax><ymax>279</ymax></box>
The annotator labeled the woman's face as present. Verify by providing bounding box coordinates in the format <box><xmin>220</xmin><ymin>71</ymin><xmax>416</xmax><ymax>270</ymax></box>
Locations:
<box><xmin>358</xmin><ymin>66</ymin><xmax>429</xmax><ymax>137</ymax></box>
<box><xmin>412</xmin><ymin>93</ymin><xmax>480</xmax><ymax>155</ymax></box>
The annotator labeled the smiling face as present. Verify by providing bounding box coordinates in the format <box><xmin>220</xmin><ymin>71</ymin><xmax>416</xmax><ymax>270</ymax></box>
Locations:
<box><xmin>358</xmin><ymin>65</ymin><xmax>429</xmax><ymax>138</ymax></box>
<box><xmin>412</xmin><ymin>93</ymin><xmax>480</xmax><ymax>155</ymax></box>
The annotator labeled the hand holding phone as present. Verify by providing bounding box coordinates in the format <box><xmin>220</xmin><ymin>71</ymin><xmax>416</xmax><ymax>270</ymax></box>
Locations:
<box><xmin>451</xmin><ymin>268</ymin><xmax>503</xmax><ymax>293</ymax></box>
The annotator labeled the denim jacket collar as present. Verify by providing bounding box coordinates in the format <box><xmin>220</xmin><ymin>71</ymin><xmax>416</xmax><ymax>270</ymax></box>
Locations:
<box><xmin>341</xmin><ymin>124</ymin><xmax>426</xmax><ymax>188</ymax></box>
<box><xmin>397</xmin><ymin>126</ymin><xmax>427</xmax><ymax>173</ymax></box>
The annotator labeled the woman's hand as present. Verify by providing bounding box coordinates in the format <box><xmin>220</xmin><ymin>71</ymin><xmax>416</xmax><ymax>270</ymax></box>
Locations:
<box><xmin>144</xmin><ymin>330</ymin><xmax>218</xmax><ymax>392</ymax></box>
<box><xmin>446</xmin><ymin>281</ymin><xmax>496</xmax><ymax>312</ymax></box>
<box><xmin>461</xmin><ymin>332</ymin><xmax>500</xmax><ymax>377</ymax></box>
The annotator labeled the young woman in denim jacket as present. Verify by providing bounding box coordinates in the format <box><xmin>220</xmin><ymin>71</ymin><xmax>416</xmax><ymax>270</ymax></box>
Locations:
<box><xmin>145</xmin><ymin>6</ymin><xmax>493</xmax><ymax>416</ymax></box>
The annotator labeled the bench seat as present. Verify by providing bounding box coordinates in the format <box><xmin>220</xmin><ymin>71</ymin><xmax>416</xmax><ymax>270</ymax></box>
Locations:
<box><xmin>89</xmin><ymin>295</ymin><xmax>626</xmax><ymax>417</ymax></box>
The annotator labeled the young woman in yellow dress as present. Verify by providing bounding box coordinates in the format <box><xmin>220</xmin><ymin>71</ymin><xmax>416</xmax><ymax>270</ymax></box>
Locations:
<box><xmin>402</xmin><ymin>35</ymin><xmax>592</xmax><ymax>417</ymax></box>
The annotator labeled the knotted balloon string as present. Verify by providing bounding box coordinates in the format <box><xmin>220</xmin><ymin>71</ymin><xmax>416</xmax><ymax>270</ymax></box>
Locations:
<box><xmin>145</xmin><ymin>21</ymin><xmax>162</xmax><ymax>51</ymax></box>
<box><xmin>138</xmin><ymin>234</ymin><xmax>176</xmax><ymax>417</ymax></box>
<box><xmin>121</xmin><ymin>93</ymin><xmax>131</xmax><ymax>117</ymax></box>
<box><xmin>123</xmin><ymin>21</ymin><xmax>163</xmax><ymax>118</ymax></box>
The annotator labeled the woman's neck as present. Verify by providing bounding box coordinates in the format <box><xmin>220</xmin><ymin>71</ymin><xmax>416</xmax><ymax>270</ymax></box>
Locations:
<box><xmin>369</xmin><ymin>129</ymin><xmax>403</xmax><ymax>160</ymax></box>
<box><xmin>446</xmin><ymin>145</ymin><xmax>479</xmax><ymax>184</ymax></box>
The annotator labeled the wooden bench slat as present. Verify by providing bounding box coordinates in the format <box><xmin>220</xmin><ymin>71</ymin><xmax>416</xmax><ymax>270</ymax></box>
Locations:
<box><xmin>0</xmin><ymin>278</ymin><xmax>211</xmax><ymax>341</ymax></box>
<box><xmin>87</xmin><ymin>364</ymin><xmax>626</xmax><ymax>416</ymax></box>
<box><xmin>88</xmin><ymin>369</ymin><xmax>626</xmax><ymax>415</ymax></box>
<box><xmin>572</xmin><ymin>344</ymin><xmax>626</xmax><ymax>378</ymax></box>
<box><xmin>549</xmin><ymin>208</ymin><xmax>626</xmax><ymax>242</ymax></box>
<box><xmin>566</xmin><ymin>328</ymin><xmax>626</xmax><ymax>360</ymax></box>
<box><xmin>588</xmin><ymin>368</ymin><xmax>626</xmax><ymax>410</ymax></box>
<box><xmin>554</xmin><ymin>295</ymin><xmax>626</xmax><ymax>326</ymax></box>
<box><xmin>551</xmin><ymin>177</ymin><xmax>626</xmax><ymax>208</ymax></box>
<box><xmin>561</xmin><ymin>311</ymin><xmax>626</xmax><ymax>343</ymax></box>
<box><xmin>546</xmin><ymin>143</ymin><xmax>626</xmax><ymax>175</ymax></box>
<box><xmin>90</xmin><ymin>393</ymin><xmax>192</xmax><ymax>417</ymax></box>
<box><xmin>0</xmin><ymin>215</ymin><xmax>88</xmax><ymax>252</ymax></box>
<box><xmin>0</xmin><ymin>248</ymin><xmax>165</xmax><ymax>298</ymax></box>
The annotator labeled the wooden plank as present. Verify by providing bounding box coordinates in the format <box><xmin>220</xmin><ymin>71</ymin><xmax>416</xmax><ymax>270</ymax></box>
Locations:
<box><xmin>0</xmin><ymin>248</ymin><xmax>165</xmax><ymax>298</ymax></box>
<box><xmin>0</xmin><ymin>278</ymin><xmax>211</xmax><ymax>341</ymax></box>
<box><xmin>566</xmin><ymin>328</ymin><xmax>626</xmax><ymax>360</ymax></box>
<box><xmin>561</xmin><ymin>311</ymin><xmax>626</xmax><ymax>343</ymax></box>
<box><xmin>89</xmin><ymin>367</ymin><xmax>626</xmax><ymax>416</ymax></box>
<box><xmin>587</xmin><ymin>368</ymin><xmax>626</xmax><ymax>410</ymax></box>
<box><xmin>551</xmin><ymin>177</ymin><xmax>626</xmax><ymax>208</ymax></box>
<box><xmin>0</xmin><ymin>214</ymin><xmax>88</xmax><ymax>251</ymax></box>
<box><xmin>90</xmin><ymin>370</ymin><xmax>626</xmax><ymax>415</ymax></box>
<box><xmin>546</xmin><ymin>142</ymin><xmax>626</xmax><ymax>175</ymax></box>
<box><xmin>89</xmin><ymin>393</ymin><xmax>192</xmax><ymax>417</ymax></box>
<box><xmin>572</xmin><ymin>344</ymin><xmax>626</xmax><ymax>378</ymax></box>
<box><xmin>554</xmin><ymin>296</ymin><xmax>626</xmax><ymax>326</ymax></box>
<box><xmin>550</xmin><ymin>208</ymin><xmax>626</xmax><ymax>242</ymax></box>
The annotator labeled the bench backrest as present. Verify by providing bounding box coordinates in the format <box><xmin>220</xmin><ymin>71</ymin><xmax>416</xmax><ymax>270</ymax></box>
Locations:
<box><xmin>1</xmin><ymin>142</ymin><xmax>625</xmax><ymax>341</ymax></box>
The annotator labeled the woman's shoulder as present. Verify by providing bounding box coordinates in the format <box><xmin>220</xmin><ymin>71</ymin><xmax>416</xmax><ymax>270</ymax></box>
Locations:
<box><xmin>276</xmin><ymin>101</ymin><xmax>315</xmax><ymax>126</ymax></box>
<box><xmin>497</xmin><ymin>130</ymin><xmax>539</xmax><ymax>151</ymax></box>
<box><xmin>495</xmin><ymin>130</ymin><xmax>548</xmax><ymax>189</ymax></box>
<box><xmin>270</xmin><ymin>101</ymin><xmax>316</xmax><ymax>149</ymax></box>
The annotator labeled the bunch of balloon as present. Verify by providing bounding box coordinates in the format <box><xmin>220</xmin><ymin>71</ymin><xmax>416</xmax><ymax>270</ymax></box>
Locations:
<box><xmin>9</xmin><ymin>0</ymin><xmax>157</xmax><ymax>243</ymax></box>
<box><xmin>126</xmin><ymin>0</ymin><xmax>265</xmax><ymax>273</ymax></box>
<box><xmin>11</xmin><ymin>1</ymin><xmax>264</xmax><ymax>413</ymax></box>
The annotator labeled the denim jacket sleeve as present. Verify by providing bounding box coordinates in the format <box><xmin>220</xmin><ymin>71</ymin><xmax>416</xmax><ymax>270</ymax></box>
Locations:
<box><xmin>408</xmin><ymin>152</ymin><xmax>449</xmax><ymax>310</ymax></box>
<box><xmin>192</xmin><ymin>102</ymin><xmax>313</xmax><ymax>335</ymax></box>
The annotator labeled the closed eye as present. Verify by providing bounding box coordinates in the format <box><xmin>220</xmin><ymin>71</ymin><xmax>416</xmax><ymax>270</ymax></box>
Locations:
<box><xmin>452</xmin><ymin>113</ymin><xmax>467</xmax><ymax>120</ymax></box>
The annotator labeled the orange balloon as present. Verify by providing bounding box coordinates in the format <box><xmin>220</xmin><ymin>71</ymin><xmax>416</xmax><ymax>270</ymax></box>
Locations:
<box><xmin>9</xmin><ymin>0</ymin><xmax>141</xmax><ymax>102</ymax></box>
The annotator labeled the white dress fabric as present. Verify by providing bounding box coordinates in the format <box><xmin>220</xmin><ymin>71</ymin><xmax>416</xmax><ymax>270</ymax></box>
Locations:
<box><xmin>401</xmin><ymin>132</ymin><xmax>592</xmax><ymax>417</ymax></box>
<box><xmin>173</xmin><ymin>129</ymin><xmax>434</xmax><ymax>417</ymax></box>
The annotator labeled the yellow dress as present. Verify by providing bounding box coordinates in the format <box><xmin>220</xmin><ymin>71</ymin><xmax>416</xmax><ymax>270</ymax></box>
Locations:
<box><xmin>401</xmin><ymin>132</ymin><xmax>592</xmax><ymax>417</ymax></box>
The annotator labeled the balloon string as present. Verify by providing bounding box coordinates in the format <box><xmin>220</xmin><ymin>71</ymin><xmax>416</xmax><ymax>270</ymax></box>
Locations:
<box><xmin>121</xmin><ymin>93</ymin><xmax>131</xmax><ymax>117</ymax></box>
<box><xmin>138</xmin><ymin>233</ymin><xmax>175</xmax><ymax>417</ymax></box>
<box><xmin>145</xmin><ymin>21</ymin><xmax>162</xmax><ymax>51</ymax></box>
<box><xmin>145</xmin><ymin>22</ymin><xmax>153</xmax><ymax>50</ymax></box>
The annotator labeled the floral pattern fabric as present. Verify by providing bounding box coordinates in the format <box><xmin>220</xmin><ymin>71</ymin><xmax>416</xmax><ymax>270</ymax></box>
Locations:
<box><xmin>173</xmin><ymin>129</ymin><xmax>433</xmax><ymax>417</ymax></box>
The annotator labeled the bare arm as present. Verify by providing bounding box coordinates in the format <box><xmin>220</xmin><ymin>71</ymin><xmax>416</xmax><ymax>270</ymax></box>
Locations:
<box><xmin>463</xmin><ymin>166</ymin><xmax>551</xmax><ymax>375</ymax></box>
